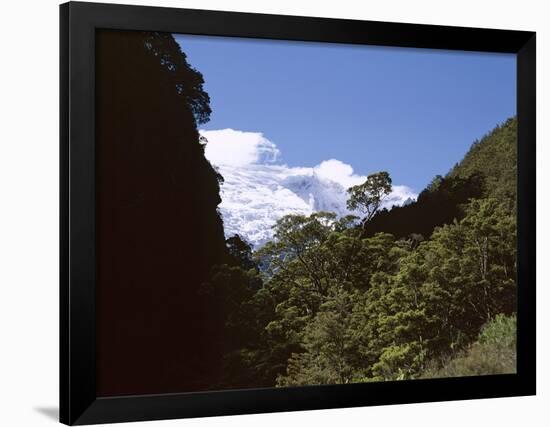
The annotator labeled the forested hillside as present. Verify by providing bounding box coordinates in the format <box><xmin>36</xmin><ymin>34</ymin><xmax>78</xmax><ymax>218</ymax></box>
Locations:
<box><xmin>203</xmin><ymin>118</ymin><xmax>518</xmax><ymax>388</ymax></box>
<box><xmin>365</xmin><ymin>117</ymin><xmax>517</xmax><ymax>239</ymax></box>
<box><xmin>449</xmin><ymin>117</ymin><xmax>517</xmax><ymax>202</ymax></box>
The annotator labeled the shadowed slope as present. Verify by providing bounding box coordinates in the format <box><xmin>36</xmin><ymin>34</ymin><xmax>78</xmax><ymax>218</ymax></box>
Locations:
<box><xmin>96</xmin><ymin>30</ymin><xmax>226</xmax><ymax>395</ymax></box>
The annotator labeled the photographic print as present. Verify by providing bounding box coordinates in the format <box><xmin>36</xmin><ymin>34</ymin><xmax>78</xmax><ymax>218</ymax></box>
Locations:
<box><xmin>96</xmin><ymin>29</ymin><xmax>517</xmax><ymax>397</ymax></box>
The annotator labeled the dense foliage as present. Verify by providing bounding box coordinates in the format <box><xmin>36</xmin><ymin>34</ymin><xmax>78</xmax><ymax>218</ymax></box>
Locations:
<box><xmin>202</xmin><ymin>119</ymin><xmax>517</xmax><ymax>388</ymax></box>
<box><xmin>449</xmin><ymin>118</ymin><xmax>517</xmax><ymax>202</ymax></box>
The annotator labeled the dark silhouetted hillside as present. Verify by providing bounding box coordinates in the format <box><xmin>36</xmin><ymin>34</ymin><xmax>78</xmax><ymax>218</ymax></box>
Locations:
<box><xmin>96</xmin><ymin>30</ymin><xmax>227</xmax><ymax>396</ymax></box>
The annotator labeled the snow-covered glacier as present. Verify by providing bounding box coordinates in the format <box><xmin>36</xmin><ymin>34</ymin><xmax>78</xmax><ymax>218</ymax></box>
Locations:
<box><xmin>202</xmin><ymin>129</ymin><xmax>417</xmax><ymax>248</ymax></box>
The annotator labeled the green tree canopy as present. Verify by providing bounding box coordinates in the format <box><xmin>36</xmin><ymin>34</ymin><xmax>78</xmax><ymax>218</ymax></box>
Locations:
<box><xmin>346</xmin><ymin>171</ymin><xmax>392</xmax><ymax>225</ymax></box>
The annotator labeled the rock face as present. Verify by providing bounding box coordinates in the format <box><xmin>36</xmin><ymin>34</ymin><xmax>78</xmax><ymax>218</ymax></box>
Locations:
<box><xmin>96</xmin><ymin>30</ymin><xmax>226</xmax><ymax>396</ymax></box>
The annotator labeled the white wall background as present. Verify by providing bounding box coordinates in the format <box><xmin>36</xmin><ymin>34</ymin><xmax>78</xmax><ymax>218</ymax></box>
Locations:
<box><xmin>0</xmin><ymin>0</ymin><xmax>547</xmax><ymax>425</ymax></box>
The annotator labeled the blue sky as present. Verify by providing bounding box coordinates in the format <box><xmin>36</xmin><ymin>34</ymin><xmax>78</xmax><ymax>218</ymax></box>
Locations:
<box><xmin>175</xmin><ymin>34</ymin><xmax>515</xmax><ymax>192</ymax></box>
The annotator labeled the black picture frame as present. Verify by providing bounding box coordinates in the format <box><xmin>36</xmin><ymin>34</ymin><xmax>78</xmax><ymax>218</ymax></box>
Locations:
<box><xmin>60</xmin><ymin>1</ymin><xmax>536</xmax><ymax>425</ymax></box>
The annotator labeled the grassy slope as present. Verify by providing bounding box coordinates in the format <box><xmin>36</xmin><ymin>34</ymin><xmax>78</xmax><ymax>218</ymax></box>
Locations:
<box><xmin>422</xmin><ymin>314</ymin><xmax>516</xmax><ymax>378</ymax></box>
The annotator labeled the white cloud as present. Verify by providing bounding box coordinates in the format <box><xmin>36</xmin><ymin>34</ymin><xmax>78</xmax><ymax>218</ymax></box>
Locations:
<box><xmin>201</xmin><ymin>128</ymin><xmax>417</xmax><ymax>247</ymax></box>
<box><xmin>201</xmin><ymin>128</ymin><xmax>280</xmax><ymax>167</ymax></box>
<box><xmin>313</xmin><ymin>159</ymin><xmax>365</xmax><ymax>189</ymax></box>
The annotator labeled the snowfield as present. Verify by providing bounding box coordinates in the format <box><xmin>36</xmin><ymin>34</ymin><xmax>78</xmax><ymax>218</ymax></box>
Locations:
<box><xmin>202</xmin><ymin>129</ymin><xmax>417</xmax><ymax>248</ymax></box>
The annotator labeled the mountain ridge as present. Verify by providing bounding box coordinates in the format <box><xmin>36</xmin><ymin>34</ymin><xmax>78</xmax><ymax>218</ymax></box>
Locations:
<box><xmin>364</xmin><ymin>116</ymin><xmax>517</xmax><ymax>239</ymax></box>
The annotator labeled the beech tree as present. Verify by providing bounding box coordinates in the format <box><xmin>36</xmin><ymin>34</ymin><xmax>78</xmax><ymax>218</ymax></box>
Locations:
<box><xmin>346</xmin><ymin>171</ymin><xmax>392</xmax><ymax>226</ymax></box>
